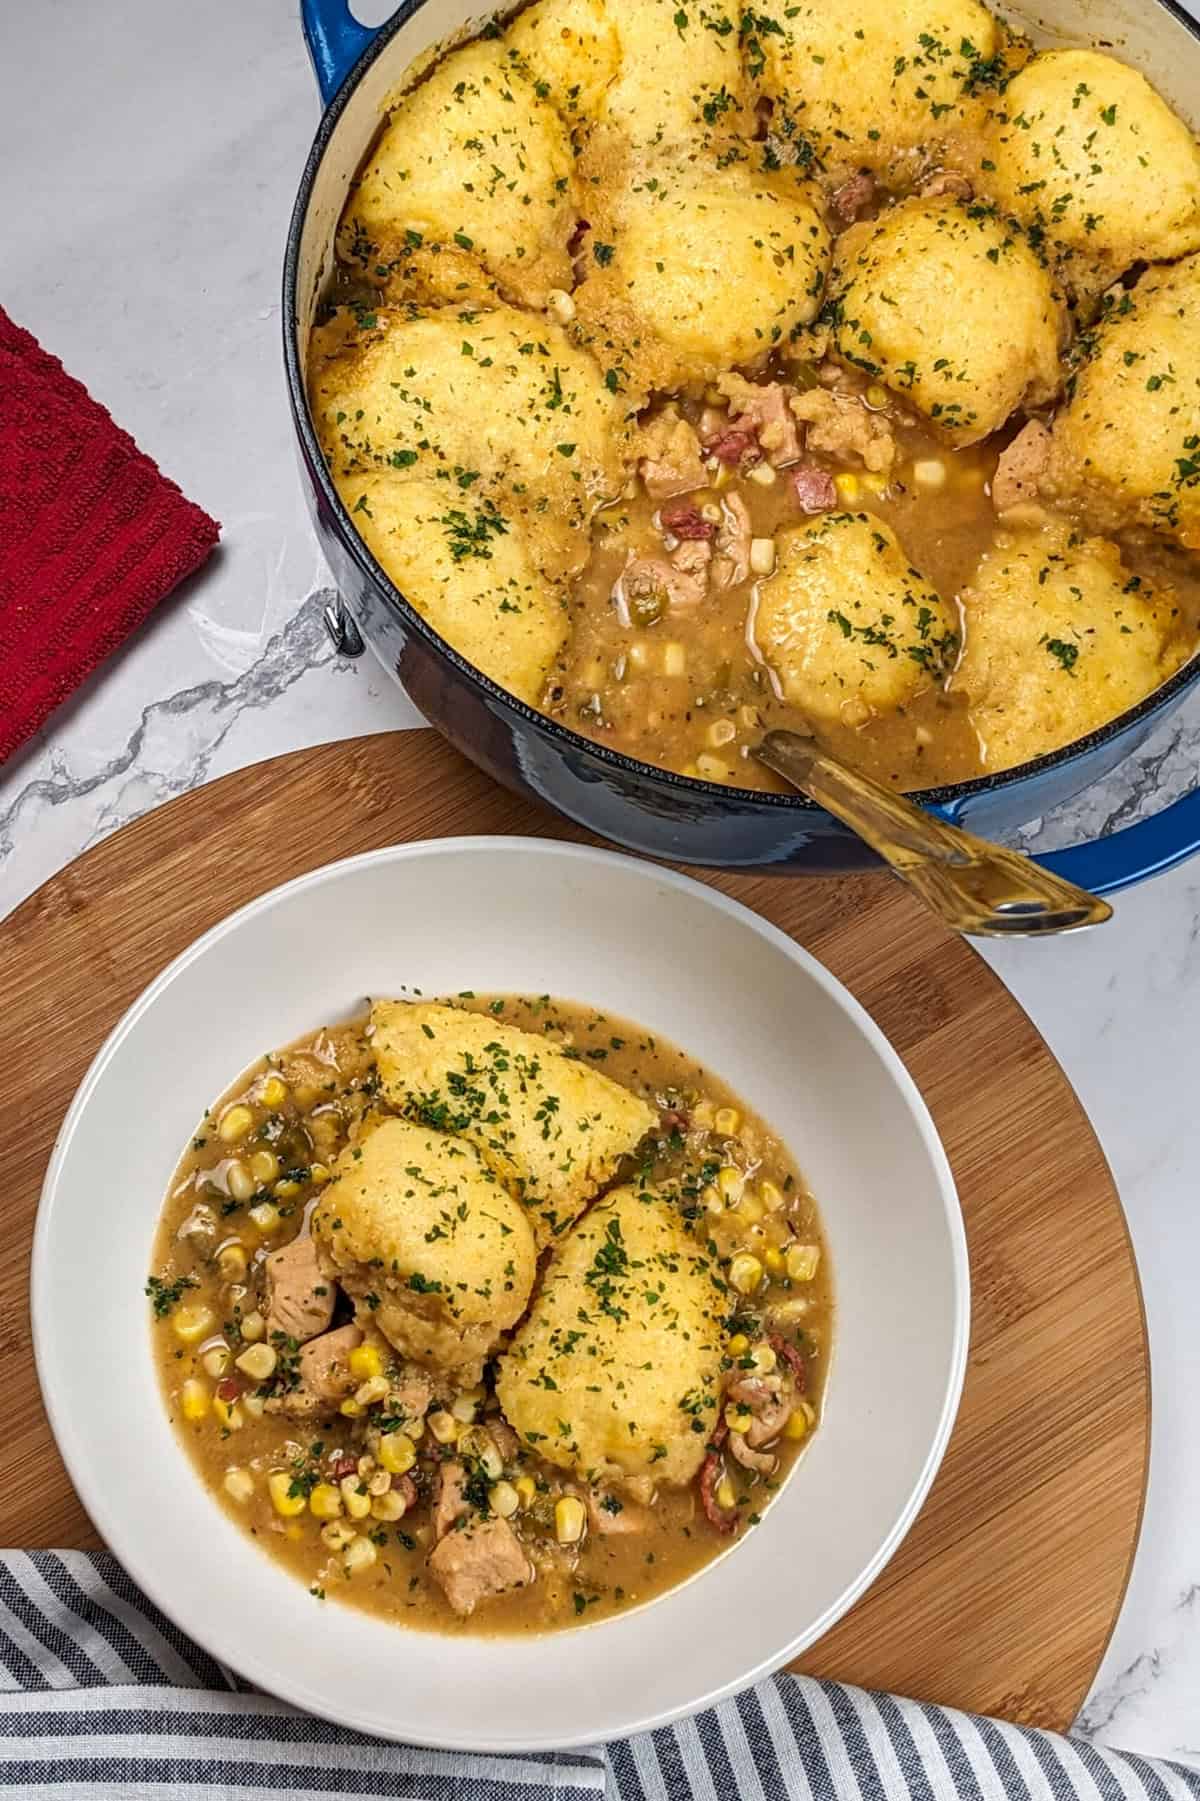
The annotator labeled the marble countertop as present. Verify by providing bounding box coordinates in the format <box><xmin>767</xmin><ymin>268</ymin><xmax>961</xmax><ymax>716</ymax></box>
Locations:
<box><xmin>4</xmin><ymin>0</ymin><xmax>1200</xmax><ymax>1765</ymax></box>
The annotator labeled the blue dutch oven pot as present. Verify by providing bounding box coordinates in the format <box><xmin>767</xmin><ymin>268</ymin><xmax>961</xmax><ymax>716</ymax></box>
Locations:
<box><xmin>284</xmin><ymin>0</ymin><xmax>1200</xmax><ymax>892</ymax></box>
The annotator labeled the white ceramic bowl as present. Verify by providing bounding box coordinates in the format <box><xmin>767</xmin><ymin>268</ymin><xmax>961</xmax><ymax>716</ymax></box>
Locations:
<box><xmin>34</xmin><ymin>838</ymin><xmax>968</xmax><ymax>1750</ymax></box>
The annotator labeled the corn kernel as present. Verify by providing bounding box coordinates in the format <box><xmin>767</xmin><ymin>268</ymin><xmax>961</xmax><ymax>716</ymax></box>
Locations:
<box><xmin>717</xmin><ymin>1165</ymin><xmax>744</xmax><ymax>1205</ymax></box>
<box><xmin>172</xmin><ymin>1304</ymin><xmax>215</xmax><ymax>1345</ymax></box>
<box><xmin>226</xmin><ymin>1161</ymin><xmax>255</xmax><ymax>1203</ymax></box>
<box><xmin>727</xmin><ymin>1333</ymin><xmax>749</xmax><ymax>1357</ymax></box>
<box><xmin>785</xmin><ymin>1243</ymin><xmax>821</xmax><ymax>1283</ymax></box>
<box><xmin>750</xmin><ymin>1342</ymin><xmax>778</xmax><ymax>1375</ymax></box>
<box><xmin>862</xmin><ymin>472</ymin><xmax>888</xmax><ymax>496</ymax></box>
<box><xmin>248</xmin><ymin>1202</ymin><xmax>280</xmax><ymax>1234</ymax></box>
<box><xmin>702</xmin><ymin>1185</ymin><xmax>723</xmax><ymax>1215</ymax></box>
<box><xmin>261</xmin><ymin>1075</ymin><xmax>289</xmax><ymax>1110</ymax></box>
<box><xmin>218</xmin><ymin>1104</ymin><xmax>255</xmax><ymax>1144</ymax></box>
<box><xmin>212</xmin><ymin>1394</ymin><xmax>244</xmax><ymax>1431</ymax></box>
<box><xmin>356</xmin><ymin>1455</ymin><xmax>376</xmax><ymax>1480</ymax></box>
<box><xmin>201</xmin><ymin>1345</ymin><xmax>231</xmax><ymax>1379</ymax></box>
<box><xmin>309</xmin><ymin>1162</ymin><xmax>331</xmax><ymax>1186</ymax></box>
<box><xmin>555</xmin><ymin>1495</ymin><xmax>587</xmax><ymax>1545</ymax></box>
<box><xmin>321</xmin><ymin>1520</ymin><xmax>356</xmax><ymax>1551</ymax></box>
<box><xmin>349</xmin><ymin>1343</ymin><xmax>383</xmax><ymax>1382</ymax></box>
<box><xmin>490</xmin><ymin>1480</ymin><xmax>520</xmax><ymax>1518</ymax></box>
<box><xmin>355</xmin><ymin>1376</ymin><xmax>390</xmax><ymax>1407</ymax></box>
<box><xmin>450</xmin><ymin>1393</ymin><xmax>479</xmax><ymax>1424</ymax></box>
<box><xmin>274</xmin><ymin>1179</ymin><xmax>302</xmax><ymax>1200</ymax></box>
<box><xmin>340</xmin><ymin>1477</ymin><xmax>372</xmax><ymax>1520</ymax></box>
<box><xmin>763</xmin><ymin>1246</ymin><xmax>786</xmax><ymax>1277</ymax></box>
<box><xmin>427</xmin><ymin>1410</ymin><xmax>459</xmax><ymax>1445</ymax></box>
<box><xmin>461</xmin><ymin>1430</ymin><xmax>504</xmax><ymax>1480</ymax></box>
<box><xmin>758</xmin><ymin>1180</ymin><xmax>785</xmax><ymax>1213</ymax></box>
<box><xmin>913</xmin><ymin>458</ymin><xmax>947</xmax><ymax>489</ymax></box>
<box><xmin>268</xmin><ymin>1471</ymin><xmax>306</xmax><ymax>1518</ymax></box>
<box><xmin>714</xmin><ymin>1107</ymin><xmax>741</xmax><ymax>1136</ymax></box>
<box><xmin>235</xmin><ymin>1343</ymin><xmax>277</xmax><ymax>1381</ymax></box>
<box><xmin>785</xmin><ymin>1401</ymin><xmax>817</xmax><ymax>1440</ymax></box>
<box><xmin>308</xmin><ymin>1482</ymin><xmax>343</xmax><ymax>1520</ymax></box>
<box><xmin>224</xmin><ymin>1467</ymin><xmax>254</xmax><ymax>1504</ymax></box>
<box><xmin>738</xmin><ymin>1191</ymin><xmax>765</xmax><ymax>1225</ymax></box>
<box><xmin>342</xmin><ymin>1534</ymin><xmax>377</xmax><ymax>1575</ymax></box>
<box><xmin>695</xmin><ymin>753</ymin><xmax>729</xmax><ymax>781</ymax></box>
<box><xmin>662</xmin><ymin>641</ymin><xmax>686</xmax><ymax>677</ymax></box>
<box><xmin>217</xmin><ymin>1244</ymin><xmax>247</xmax><ymax>1282</ymax></box>
<box><xmin>180</xmin><ymin>1378</ymin><xmax>210</xmax><ymax>1422</ymax></box>
<box><xmin>724</xmin><ymin>1405</ymin><xmax>753</xmax><ymax>1433</ymax></box>
<box><xmin>729</xmin><ymin>1252</ymin><xmax>763</xmax><ymax>1296</ymax></box>
<box><xmin>515</xmin><ymin>1475</ymin><xmax>537</xmax><ymax>1507</ymax></box>
<box><xmin>241</xmin><ymin>1392</ymin><xmax>266</xmax><ymax>1421</ymax></box>
<box><xmin>240</xmin><ymin>1309</ymin><xmax>266</xmax><ymax>1343</ymax></box>
<box><xmin>366</xmin><ymin>1469</ymin><xmax>392</xmax><ymax>1498</ymax></box>
<box><xmin>715</xmin><ymin>1476</ymin><xmax>737</xmax><ymax>1511</ymax></box>
<box><xmin>339</xmin><ymin>1399</ymin><xmax>364</xmax><ymax>1419</ymax></box>
<box><xmin>546</xmin><ymin>286</ymin><xmax>576</xmax><ymax>325</ymax></box>
<box><xmin>834</xmin><ymin>471</ymin><xmax>860</xmax><ymax>503</ymax></box>
<box><xmin>371</xmin><ymin>1489</ymin><xmax>408</xmax><ymax>1522</ymax></box>
<box><xmin>708</xmin><ymin>718</ymin><xmax>737</xmax><ymax>748</ymax></box>
<box><xmin>378</xmin><ymin>1433</ymin><xmax>416</xmax><ymax>1476</ymax></box>
<box><xmin>626</xmin><ymin>640</ymin><xmax>650</xmax><ymax>671</ymax></box>
<box><xmin>865</xmin><ymin>384</ymin><xmax>889</xmax><ymax>410</ymax></box>
<box><xmin>250</xmin><ymin>1149</ymin><xmax>280</xmax><ymax>1185</ymax></box>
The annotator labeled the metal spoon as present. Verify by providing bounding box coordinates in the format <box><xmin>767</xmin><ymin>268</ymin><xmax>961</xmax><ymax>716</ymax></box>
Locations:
<box><xmin>755</xmin><ymin>729</ymin><xmax>1112</xmax><ymax>937</ymax></box>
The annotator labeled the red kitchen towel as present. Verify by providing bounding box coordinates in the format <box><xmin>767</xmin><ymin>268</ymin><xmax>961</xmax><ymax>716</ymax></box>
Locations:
<box><xmin>0</xmin><ymin>307</ymin><xmax>220</xmax><ymax>763</ymax></box>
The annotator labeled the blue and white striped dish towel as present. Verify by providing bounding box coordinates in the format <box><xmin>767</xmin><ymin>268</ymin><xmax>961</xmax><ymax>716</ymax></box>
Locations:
<box><xmin>1</xmin><ymin>1552</ymin><xmax>1196</xmax><ymax>1801</ymax></box>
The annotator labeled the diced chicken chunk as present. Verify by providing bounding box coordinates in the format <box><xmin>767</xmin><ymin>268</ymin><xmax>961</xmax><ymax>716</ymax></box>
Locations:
<box><xmin>427</xmin><ymin>1517</ymin><xmax>533</xmax><ymax>1617</ymax></box>
<box><xmin>991</xmin><ymin>420</ymin><xmax>1051</xmax><ymax>514</ymax></box>
<box><xmin>830</xmin><ymin>170</ymin><xmax>877</xmax><ymax>223</ymax></box>
<box><xmin>265</xmin><ymin>1323</ymin><xmax>363</xmax><ymax>1420</ymax></box>
<box><xmin>433</xmin><ymin>1460</ymin><xmax>470</xmax><ymax>1540</ymax></box>
<box><xmin>616</xmin><ymin>555</ymin><xmax>707</xmax><ymax>620</ymax></box>
<box><xmin>264</xmin><ymin>1235</ymin><xmax>336</xmax><ymax>1345</ymax></box>
<box><xmin>637</xmin><ymin>411</ymin><xmax>708</xmax><ymax>499</ymax></box>
<box><xmin>713</xmin><ymin>492</ymin><xmax>752</xmax><ymax>588</ymax></box>
<box><xmin>585</xmin><ymin>1487</ymin><xmax>651</xmax><ymax>1536</ymax></box>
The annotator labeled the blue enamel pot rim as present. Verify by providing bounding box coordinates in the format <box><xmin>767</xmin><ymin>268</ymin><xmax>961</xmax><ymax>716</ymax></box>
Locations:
<box><xmin>283</xmin><ymin>0</ymin><xmax>1200</xmax><ymax>894</ymax></box>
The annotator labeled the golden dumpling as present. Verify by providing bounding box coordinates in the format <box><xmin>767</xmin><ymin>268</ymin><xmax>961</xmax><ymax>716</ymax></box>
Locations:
<box><xmin>954</xmin><ymin>523</ymin><xmax>1190</xmax><ymax>771</ymax></box>
<box><xmin>307</xmin><ymin>304</ymin><xmax>631</xmax><ymax>577</ymax></box>
<box><xmin>495</xmin><ymin>1183</ymin><xmax>726</xmax><ymax>1488</ymax></box>
<box><xmin>983</xmin><ymin>50</ymin><xmax>1200</xmax><ymax>291</ymax></box>
<box><xmin>752</xmin><ymin>512</ymin><xmax>959</xmax><ymax>723</ymax></box>
<box><xmin>338</xmin><ymin>38</ymin><xmax>578</xmax><ymax>309</ymax></box>
<box><xmin>370</xmin><ymin>1001</ymin><xmax>658</xmax><ymax>1244</ymax></box>
<box><xmin>311</xmin><ymin>1118</ymin><xmax>538</xmax><ymax>1380</ymax></box>
<box><xmin>574</xmin><ymin>155</ymin><xmax>831</xmax><ymax>395</ymax></box>
<box><xmin>1045</xmin><ymin>257</ymin><xmax>1200</xmax><ymax>552</ymax></box>
<box><xmin>749</xmin><ymin>0</ymin><xmax>1001</xmax><ymax>176</ymax></box>
<box><xmin>829</xmin><ymin>196</ymin><xmax>1063</xmax><ymax>444</ymax></box>
<box><xmin>598</xmin><ymin>0</ymin><xmax>750</xmax><ymax>146</ymax></box>
<box><xmin>506</xmin><ymin>0</ymin><xmax>622</xmax><ymax>119</ymax></box>
<box><xmin>332</xmin><ymin>475</ymin><xmax>568</xmax><ymax>706</ymax></box>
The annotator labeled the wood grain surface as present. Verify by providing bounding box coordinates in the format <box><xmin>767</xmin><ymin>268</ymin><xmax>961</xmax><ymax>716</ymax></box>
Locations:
<box><xmin>0</xmin><ymin>729</ymin><xmax>1148</xmax><ymax>1730</ymax></box>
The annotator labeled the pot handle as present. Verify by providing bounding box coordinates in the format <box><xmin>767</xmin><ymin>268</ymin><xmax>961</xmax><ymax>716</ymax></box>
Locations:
<box><xmin>300</xmin><ymin>0</ymin><xmax>381</xmax><ymax>104</ymax></box>
<box><xmin>1030</xmin><ymin>784</ymin><xmax>1200</xmax><ymax>897</ymax></box>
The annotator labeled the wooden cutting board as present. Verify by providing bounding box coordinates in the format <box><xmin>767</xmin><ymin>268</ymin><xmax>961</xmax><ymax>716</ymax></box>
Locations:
<box><xmin>0</xmin><ymin>729</ymin><xmax>1147</xmax><ymax>1731</ymax></box>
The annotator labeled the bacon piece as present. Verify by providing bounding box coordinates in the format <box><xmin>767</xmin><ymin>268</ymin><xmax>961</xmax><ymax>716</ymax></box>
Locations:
<box><xmin>698</xmin><ymin>1419</ymin><xmax>738</xmax><ymax>1535</ymax></box>
<box><xmin>830</xmin><ymin>171</ymin><xmax>876</xmax><ymax>224</ymax></box>
<box><xmin>705</xmin><ymin>428</ymin><xmax>760</xmax><ymax>467</ymax></box>
<box><xmin>660</xmin><ymin>501</ymin><xmax>716</xmax><ymax>541</ymax></box>
<box><xmin>768</xmin><ymin>1331</ymin><xmax>808</xmax><ymax>1392</ymax></box>
<box><xmin>792</xmin><ymin>465</ymin><xmax>838</xmax><ymax>514</ymax></box>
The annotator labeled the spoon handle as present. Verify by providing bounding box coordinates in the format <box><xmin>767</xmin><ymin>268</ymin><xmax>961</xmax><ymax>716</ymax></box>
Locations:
<box><xmin>756</xmin><ymin>729</ymin><xmax>1113</xmax><ymax>937</ymax></box>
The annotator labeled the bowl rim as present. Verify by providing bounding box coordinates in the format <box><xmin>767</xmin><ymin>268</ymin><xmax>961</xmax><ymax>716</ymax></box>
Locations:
<box><xmin>32</xmin><ymin>836</ymin><xmax>971</xmax><ymax>1749</ymax></box>
<box><xmin>281</xmin><ymin>0</ymin><xmax>1200</xmax><ymax>823</ymax></box>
